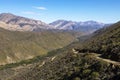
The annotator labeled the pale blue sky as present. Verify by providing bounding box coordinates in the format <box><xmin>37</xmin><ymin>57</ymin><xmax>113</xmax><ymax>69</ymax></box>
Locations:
<box><xmin>0</xmin><ymin>0</ymin><xmax>120</xmax><ymax>23</ymax></box>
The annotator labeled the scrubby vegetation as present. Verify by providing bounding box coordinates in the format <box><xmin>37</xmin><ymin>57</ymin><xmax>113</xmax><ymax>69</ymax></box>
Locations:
<box><xmin>0</xmin><ymin>48</ymin><xmax>63</xmax><ymax>70</ymax></box>
<box><xmin>78</xmin><ymin>21</ymin><xmax>120</xmax><ymax>61</ymax></box>
<box><xmin>10</xmin><ymin>53</ymin><xmax>120</xmax><ymax>80</ymax></box>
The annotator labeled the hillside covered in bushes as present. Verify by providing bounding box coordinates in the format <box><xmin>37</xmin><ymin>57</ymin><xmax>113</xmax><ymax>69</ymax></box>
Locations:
<box><xmin>77</xmin><ymin>21</ymin><xmax>120</xmax><ymax>62</ymax></box>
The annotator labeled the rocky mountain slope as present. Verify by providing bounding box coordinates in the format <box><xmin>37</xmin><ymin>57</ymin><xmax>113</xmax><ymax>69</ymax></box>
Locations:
<box><xmin>49</xmin><ymin>20</ymin><xmax>110</xmax><ymax>33</ymax></box>
<box><xmin>0</xmin><ymin>13</ymin><xmax>52</xmax><ymax>31</ymax></box>
<box><xmin>0</xmin><ymin>21</ymin><xmax>24</xmax><ymax>31</ymax></box>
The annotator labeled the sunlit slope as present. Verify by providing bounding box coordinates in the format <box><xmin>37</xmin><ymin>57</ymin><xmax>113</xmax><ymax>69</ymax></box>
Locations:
<box><xmin>0</xmin><ymin>27</ymin><xmax>77</xmax><ymax>65</ymax></box>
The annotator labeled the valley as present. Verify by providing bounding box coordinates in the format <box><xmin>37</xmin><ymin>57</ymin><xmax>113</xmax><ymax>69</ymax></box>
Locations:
<box><xmin>0</xmin><ymin>13</ymin><xmax>119</xmax><ymax>80</ymax></box>
<box><xmin>6</xmin><ymin>20</ymin><xmax>120</xmax><ymax>80</ymax></box>
<box><xmin>0</xmin><ymin>27</ymin><xmax>80</xmax><ymax>65</ymax></box>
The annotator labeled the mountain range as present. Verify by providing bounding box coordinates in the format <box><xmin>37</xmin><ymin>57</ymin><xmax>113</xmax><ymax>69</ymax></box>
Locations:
<box><xmin>0</xmin><ymin>13</ymin><xmax>110</xmax><ymax>33</ymax></box>
<box><xmin>49</xmin><ymin>20</ymin><xmax>110</xmax><ymax>33</ymax></box>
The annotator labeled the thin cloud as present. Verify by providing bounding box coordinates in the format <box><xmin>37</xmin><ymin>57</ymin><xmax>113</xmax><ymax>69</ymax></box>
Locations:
<box><xmin>34</xmin><ymin>6</ymin><xmax>47</xmax><ymax>10</ymax></box>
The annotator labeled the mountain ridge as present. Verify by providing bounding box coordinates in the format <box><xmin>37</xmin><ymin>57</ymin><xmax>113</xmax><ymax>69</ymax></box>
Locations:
<box><xmin>0</xmin><ymin>13</ymin><xmax>52</xmax><ymax>31</ymax></box>
<box><xmin>49</xmin><ymin>20</ymin><xmax>111</xmax><ymax>33</ymax></box>
<box><xmin>0</xmin><ymin>13</ymin><xmax>111</xmax><ymax>33</ymax></box>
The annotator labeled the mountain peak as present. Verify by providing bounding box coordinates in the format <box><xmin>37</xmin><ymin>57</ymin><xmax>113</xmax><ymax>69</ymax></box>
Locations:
<box><xmin>0</xmin><ymin>13</ymin><xmax>15</xmax><ymax>16</ymax></box>
<box><xmin>0</xmin><ymin>13</ymin><xmax>52</xmax><ymax>31</ymax></box>
<box><xmin>0</xmin><ymin>13</ymin><xmax>19</xmax><ymax>20</ymax></box>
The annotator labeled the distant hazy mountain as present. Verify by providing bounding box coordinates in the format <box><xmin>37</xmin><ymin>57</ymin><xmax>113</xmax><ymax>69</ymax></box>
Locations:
<box><xmin>49</xmin><ymin>20</ymin><xmax>110</xmax><ymax>33</ymax></box>
<box><xmin>0</xmin><ymin>13</ymin><xmax>111</xmax><ymax>33</ymax></box>
<box><xmin>0</xmin><ymin>13</ymin><xmax>52</xmax><ymax>31</ymax></box>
